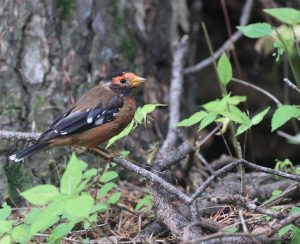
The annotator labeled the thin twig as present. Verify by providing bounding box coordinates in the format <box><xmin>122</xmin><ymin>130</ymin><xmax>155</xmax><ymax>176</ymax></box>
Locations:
<box><xmin>183</xmin><ymin>0</ymin><xmax>253</xmax><ymax>75</ymax></box>
<box><xmin>190</xmin><ymin>159</ymin><xmax>300</xmax><ymax>203</ymax></box>
<box><xmin>283</xmin><ymin>78</ymin><xmax>300</xmax><ymax>93</ymax></box>
<box><xmin>232</xmin><ymin>78</ymin><xmax>282</xmax><ymax>105</ymax></box>
<box><xmin>277</xmin><ymin>130</ymin><xmax>300</xmax><ymax>144</ymax></box>
<box><xmin>268</xmin><ymin>211</ymin><xmax>300</xmax><ymax>237</ymax></box>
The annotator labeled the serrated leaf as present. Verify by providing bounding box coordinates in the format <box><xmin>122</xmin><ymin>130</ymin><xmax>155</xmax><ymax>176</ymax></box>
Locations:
<box><xmin>271</xmin><ymin>105</ymin><xmax>300</xmax><ymax>131</ymax></box>
<box><xmin>217</xmin><ymin>53</ymin><xmax>232</xmax><ymax>86</ymax></box>
<box><xmin>177</xmin><ymin>111</ymin><xmax>207</xmax><ymax>127</ymax></box>
<box><xmin>97</xmin><ymin>182</ymin><xmax>117</xmax><ymax>199</ymax></box>
<box><xmin>100</xmin><ymin>171</ymin><xmax>118</xmax><ymax>183</ymax></box>
<box><xmin>48</xmin><ymin>222</ymin><xmax>76</xmax><ymax>242</ymax></box>
<box><xmin>83</xmin><ymin>169</ymin><xmax>97</xmax><ymax>179</ymax></box>
<box><xmin>108</xmin><ymin>192</ymin><xmax>121</xmax><ymax>204</ymax></box>
<box><xmin>11</xmin><ymin>224</ymin><xmax>30</xmax><ymax>244</ymax></box>
<box><xmin>237</xmin><ymin>23</ymin><xmax>273</xmax><ymax>38</ymax></box>
<box><xmin>251</xmin><ymin>107</ymin><xmax>270</xmax><ymax>125</ymax></box>
<box><xmin>264</xmin><ymin>8</ymin><xmax>300</xmax><ymax>25</ymax></box>
<box><xmin>60</xmin><ymin>153</ymin><xmax>82</xmax><ymax>195</ymax></box>
<box><xmin>0</xmin><ymin>202</ymin><xmax>11</xmax><ymax>221</ymax></box>
<box><xmin>21</xmin><ymin>185</ymin><xmax>59</xmax><ymax>205</ymax></box>
<box><xmin>29</xmin><ymin>199</ymin><xmax>64</xmax><ymax>235</ymax></box>
<box><xmin>199</xmin><ymin>113</ymin><xmax>217</xmax><ymax>130</ymax></box>
<box><xmin>219</xmin><ymin>105</ymin><xmax>249</xmax><ymax>124</ymax></box>
<box><xmin>65</xmin><ymin>195</ymin><xmax>94</xmax><ymax>218</ymax></box>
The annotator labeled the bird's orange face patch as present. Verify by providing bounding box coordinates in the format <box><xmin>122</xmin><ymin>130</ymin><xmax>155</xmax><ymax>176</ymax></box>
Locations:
<box><xmin>112</xmin><ymin>72</ymin><xmax>136</xmax><ymax>86</ymax></box>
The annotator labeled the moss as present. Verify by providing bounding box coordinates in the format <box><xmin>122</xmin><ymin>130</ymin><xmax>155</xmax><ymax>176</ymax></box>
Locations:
<box><xmin>118</xmin><ymin>30</ymin><xmax>138</xmax><ymax>63</ymax></box>
<box><xmin>58</xmin><ymin>0</ymin><xmax>76</xmax><ymax>21</ymax></box>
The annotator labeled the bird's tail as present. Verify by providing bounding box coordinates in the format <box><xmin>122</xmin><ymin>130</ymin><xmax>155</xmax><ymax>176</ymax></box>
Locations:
<box><xmin>9</xmin><ymin>142</ymin><xmax>49</xmax><ymax>162</ymax></box>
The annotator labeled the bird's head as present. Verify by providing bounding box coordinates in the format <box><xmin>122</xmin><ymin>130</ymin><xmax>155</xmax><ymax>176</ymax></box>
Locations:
<box><xmin>104</xmin><ymin>71</ymin><xmax>146</xmax><ymax>96</ymax></box>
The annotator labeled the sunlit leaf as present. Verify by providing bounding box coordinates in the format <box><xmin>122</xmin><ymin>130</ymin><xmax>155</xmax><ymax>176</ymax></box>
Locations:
<box><xmin>97</xmin><ymin>182</ymin><xmax>117</xmax><ymax>199</ymax></box>
<box><xmin>65</xmin><ymin>195</ymin><xmax>94</xmax><ymax>218</ymax></box>
<box><xmin>177</xmin><ymin>111</ymin><xmax>207</xmax><ymax>127</ymax></box>
<box><xmin>271</xmin><ymin>105</ymin><xmax>300</xmax><ymax>131</ymax></box>
<box><xmin>199</xmin><ymin>113</ymin><xmax>217</xmax><ymax>130</ymax></box>
<box><xmin>21</xmin><ymin>185</ymin><xmax>59</xmax><ymax>205</ymax></box>
<box><xmin>264</xmin><ymin>8</ymin><xmax>300</xmax><ymax>25</ymax></box>
<box><xmin>217</xmin><ymin>53</ymin><xmax>232</xmax><ymax>86</ymax></box>
<box><xmin>100</xmin><ymin>171</ymin><xmax>118</xmax><ymax>183</ymax></box>
<box><xmin>0</xmin><ymin>202</ymin><xmax>11</xmax><ymax>221</ymax></box>
<box><xmin>237</xmin><ymin>23</ymin><xmax>273</xmax><ymax>38</ymax></box>
<box><xmin>251</xmin><ymin>107</ymin><xmax>270</xmax><ymax>125</ymax></box>
<box><xmin>60</xmin><ymin>153</ymin><xmax>82</xmax><ymax>195</ymax></box>
<box><xmin>108</xmin><ymin>192</ymin><xmax>121</xmax><ymax>204</ymax></box>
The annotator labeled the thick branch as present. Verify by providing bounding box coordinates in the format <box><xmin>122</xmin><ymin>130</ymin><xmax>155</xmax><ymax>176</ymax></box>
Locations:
<box><xmin>160</xmin><ymin>35</ymin><xmax>189</xmax><ymax>154</ymax></box>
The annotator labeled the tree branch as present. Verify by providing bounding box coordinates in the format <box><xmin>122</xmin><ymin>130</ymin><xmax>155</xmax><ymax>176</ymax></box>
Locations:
<box><xmin>183</xmin><ymin>0</ymin><xmax>254</xmax><ymax>75</ymax></box>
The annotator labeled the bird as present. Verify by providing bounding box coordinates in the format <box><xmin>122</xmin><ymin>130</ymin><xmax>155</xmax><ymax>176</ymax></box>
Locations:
<box><xmin>9</xmin><ymin>71</ymin><xmax>146</xmax><ymax>162</ymax></box>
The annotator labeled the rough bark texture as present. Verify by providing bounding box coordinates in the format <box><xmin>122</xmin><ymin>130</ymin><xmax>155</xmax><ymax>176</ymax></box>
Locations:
<box><xmin>0</xmin><ymin>0</ymin><xmax>193</xmax><ymax>202</ymax></box>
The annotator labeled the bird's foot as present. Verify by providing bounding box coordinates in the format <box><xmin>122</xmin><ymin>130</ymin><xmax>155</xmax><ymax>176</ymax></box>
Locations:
<box><xmin>90</xmin><ymin>147</ymin><xmax>119</xmax><ymax>160</ymax></box>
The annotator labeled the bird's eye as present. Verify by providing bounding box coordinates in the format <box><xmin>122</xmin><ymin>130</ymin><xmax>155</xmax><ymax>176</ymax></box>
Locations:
<box><xmin>120</xmin><ymin>79</ymin><xmax>126</xmax><ymax>84</ymax></box>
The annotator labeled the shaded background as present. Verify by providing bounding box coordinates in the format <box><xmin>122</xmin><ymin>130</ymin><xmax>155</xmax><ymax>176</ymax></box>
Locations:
<box><xmin>0</xmin><ymin>0</ymin><xmax>299</xmax><ymax>204</ymax></box>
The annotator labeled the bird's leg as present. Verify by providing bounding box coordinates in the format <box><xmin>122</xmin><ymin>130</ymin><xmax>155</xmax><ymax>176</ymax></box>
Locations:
<box><xmin>90</xmin><ymin>147</ymin><xmax>119</xmax><ymax>160</ymax></box>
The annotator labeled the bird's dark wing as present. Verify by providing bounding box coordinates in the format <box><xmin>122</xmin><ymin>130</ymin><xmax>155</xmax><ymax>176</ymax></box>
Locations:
<box><xmin>39</xmin><ymin>95</ymin><xmax>124</xmax><ymax>142</ymax></box>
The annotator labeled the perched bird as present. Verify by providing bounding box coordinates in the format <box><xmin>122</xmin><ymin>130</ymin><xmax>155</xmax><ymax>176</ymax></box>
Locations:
<box><xmin>9</xmin><ymin>71</ymin><xmax>146</xmax><ymax>162</ymax></box>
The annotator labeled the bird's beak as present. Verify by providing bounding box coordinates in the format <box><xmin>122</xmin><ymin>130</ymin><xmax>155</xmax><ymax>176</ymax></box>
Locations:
<box><xmin>132</xmin><ymin>76</ymin><xmax>146</xmax><ymax>87</ymax></box>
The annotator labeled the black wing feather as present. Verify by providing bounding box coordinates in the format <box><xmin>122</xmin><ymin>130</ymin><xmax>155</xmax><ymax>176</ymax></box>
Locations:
<box><xmin>40</xmin><ymin>95</ymin><xmax>124</xmax><ymax>142</ymax></box>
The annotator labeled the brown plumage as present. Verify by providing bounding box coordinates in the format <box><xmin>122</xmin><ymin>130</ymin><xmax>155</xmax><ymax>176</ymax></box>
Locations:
<box><xmin>9</xmin><ymin>71</ymin><xmax>145</xmax><ymax>161</ymax></box>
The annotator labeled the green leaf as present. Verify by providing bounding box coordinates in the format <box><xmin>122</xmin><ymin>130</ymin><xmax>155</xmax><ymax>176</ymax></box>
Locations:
<box><xmin>0</xmin><ymin>202</ymin><xmax>11</xmax><ymax>221</ymax></box>
<box><xmin>272</xmin><ymin>189</ymin><xmax>283</xmax><ymax>197</ymax></box>
<box><xmin>60</xmin><ymin>153</ymin><xmax>82</xmax><ymax>195</ymax></box>
<box><xmin>290</xmin><ymin>207</ymin><xmax>300</xmax><ymax>215</ymax></box>
<box><xmin>11</xmin><ymin>224</ymin><xmax>30</xmax><ymax>244</ymax></box>
<box><xmin>291</xmin><ymin>226</ymin><xmax>300</xmax><ymax>243</ymax></box>
<box><xmin>227</xmin><ymin>96</ymin><xmax>247</xmax><ymax>105</ymax></box>
<box><xmin>48</xmin><ymin>222</ymin><xmax>76</xmax><ymax>242</ymax></box>
<box><xmin>223</xmin><ymin>227</ymin><xmax>239</xmax><ymax>233</ymax></box>
<box><xmin>134</xmin><ymin>104</ymin><xmax>166</xmax><ymax>124</ymax></box>
<box><xmin>106</xmin><ymin>120</ymin><xmax>134</xmax><ymax>148</ymax></box>
<box><xmin>264</xmin><ymin>8</ymin><xmax>300</xmax><ymax>25</ymax></box>
<box><xmin>219</xmin><ymin>105</ymin><xmax>249</xmax><ymax>124</ymax></box>
<box><xmin>177</xmin><ymin>111</ymin><xmax>207</xmax><ymax>127</ymax></box>
<box><xmin>217</xmin><ymin>53</ymin><xmax>232</xmax><ymax>86</ymax></box>
<box><xmin>83</xmin><ymin>169</ymin><xmax>97</xmax><ymax>179</ymax></box>
<box><xmin>24</xmin><ymin>208</ymin><xmax>41</xmax><ymax>225</ymax></box>
<box><xmin>0</xmin><ymin>235</ymin><xmax>11</xmax><ymax>244</ymax></box>
<box><xmin>237</xmin><ymin>23</ymin><xmax>273</xmax><ymax>38</ymax></box>
<box><xmin>108</xmin><ymin>192</ymin><xmax>121</xmax><ymax>204</ymax></box>
<box><xmin>100</xmin><ymin>171</ymin><xmax>118</xmax><ymax>183</ymax></box>
<box><xmin>21</xmin><ymin>185</ymin><xmax>59</xmax><ymax>205</ymax></box>
<box><xmin>97</xmin><ymin>182</ymin><xmax>117</xmax><ymax>199</ymax></box>
<box><xmin>251</xmin><ymin>107</ymin><xmax>270</xmax><ymax>125</ymax></box>
<box><xmin>271</xmin><ymin>105</ymin><xmax>300</xmax><ymax>131</ymax></box>
<box><xmin>29</xmin><ymin>199</ymin><xmax>65</xmax><ymax>235</ymax></box>
<box><xmin>199</xmin><ymin>113</ymin><xmax>217</xmax><ymax>130</ymax></box>
<box><xmin>0</xmin><ymin>220</ymin><xmax>12</xmax><ymax>234</ymax></box>
<box><xmin>279</xmin><ymin>224</ymin><xmax>293</xmax><ymax>237</ymax></box>
<box><xmin>236</xmin><ymin>123</ymin><xmax>251</xmax><ymax>136</ymax></box>
<box><xmin>90</xmin><ymin>202</ymin><xmax>108</xmax><ymax>213</ymax></box>
<box><xmin>65</xmin><ymin>195</ymin><xmax>94</xmax><ymax>218</ymax></box>
<box><xmin>135</xmin><ymin>195</ymin><xmax>153</xmax><ymax>211</ymax></box>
